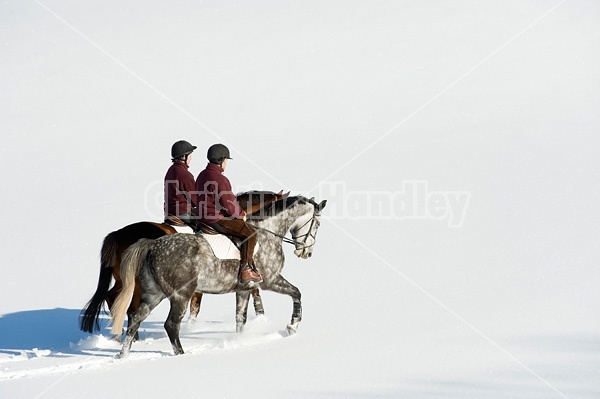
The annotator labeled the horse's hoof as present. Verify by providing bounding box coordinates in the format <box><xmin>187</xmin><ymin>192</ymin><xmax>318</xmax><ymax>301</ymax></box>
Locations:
<box><xmin>286</xmin><ymin>324</ymin><xmax>298</xmax><ymax>336</ymax></box>
<box><xmin>115</xmin><ymin>351</ymin><xmax>128</xmax><ymax>359</ymax></box>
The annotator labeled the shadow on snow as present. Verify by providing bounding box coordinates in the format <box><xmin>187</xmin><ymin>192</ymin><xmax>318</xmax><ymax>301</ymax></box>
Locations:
<box><xmin>0</xmin><ymin>308</ymin><xmax>270</xmax><ymax>357</ymax></box>
<box><xmin>0</xmin><ymin>308</ymin><xmax>88</xmax><ymax>353</ymax></box>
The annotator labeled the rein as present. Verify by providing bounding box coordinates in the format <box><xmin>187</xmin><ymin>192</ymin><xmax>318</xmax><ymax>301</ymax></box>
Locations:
<box><xmin>248</xmin><ymin>224</ymin><xmax>298</xmax><ymax>246</ymax></box>
<box><xmin>248</xmin><ymin>208</ymin><xmax>318</xmax><ymax>249</ymax></box>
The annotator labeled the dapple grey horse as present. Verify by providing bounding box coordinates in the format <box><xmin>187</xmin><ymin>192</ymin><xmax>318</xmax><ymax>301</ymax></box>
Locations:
<box><xmin>110</xmin><ymin>196</ymin><xmax>326</xmax><ymax>357</ymax></box>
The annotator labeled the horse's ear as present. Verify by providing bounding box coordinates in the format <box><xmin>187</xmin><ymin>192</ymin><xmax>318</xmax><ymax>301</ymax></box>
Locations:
<box><xmin>317</xmin><ymin>200</ymin><xmax>327</xmax><ymax>212</ymax></box>
<box><xmin>276</xmin><ymin>190</ymin><xmax>290</xmax><ymax>200</ymax></box>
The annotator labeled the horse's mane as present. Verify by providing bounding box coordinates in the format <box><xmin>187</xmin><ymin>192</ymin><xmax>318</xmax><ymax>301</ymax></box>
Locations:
<box><xmin>248</xmin><ymin>196</ymin><xmax>309</xmax><ymax>222</ymax></box>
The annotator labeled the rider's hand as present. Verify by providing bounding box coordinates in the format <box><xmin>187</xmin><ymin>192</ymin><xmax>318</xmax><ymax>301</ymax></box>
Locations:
<box><xmin>242</xmin><ymin>210</ymin><xmax>247</xmax><ymax>222</ymax></box>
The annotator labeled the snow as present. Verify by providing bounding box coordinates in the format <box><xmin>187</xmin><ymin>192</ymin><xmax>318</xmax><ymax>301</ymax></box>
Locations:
<box><xmin>1</xmin><ymin>0</ymin><xmax>599</xmax><ymax>398</ymax></box>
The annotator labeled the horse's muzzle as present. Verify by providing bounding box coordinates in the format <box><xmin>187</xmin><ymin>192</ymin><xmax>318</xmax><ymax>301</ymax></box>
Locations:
<box><xmin>295</xmin><ymin>247</ymin><xmax>313</xmax><ymax>259</ymax></box>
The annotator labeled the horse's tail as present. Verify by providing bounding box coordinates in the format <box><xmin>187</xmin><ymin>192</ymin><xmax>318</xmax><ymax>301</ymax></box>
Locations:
<box><xmin>79</xmin><ymin>231</ymin><xmax>120</xmax><ymax>333</ymax></box>
<box><xmin>110</xmin><ymin>239</ymin><xmax>154</xmax><ymax>335</ymax></box>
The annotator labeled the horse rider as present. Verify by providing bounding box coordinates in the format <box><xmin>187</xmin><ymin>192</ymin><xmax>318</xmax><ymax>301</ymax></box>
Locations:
<box><xmin>195</xmin><ymin>144</ymin><xmax>262</xmax><ymax>284</ymax></box>
<box><xmin>164</xmin><ymin>140</ymin><xmax>198</xmax><ymax>226</ymax></box>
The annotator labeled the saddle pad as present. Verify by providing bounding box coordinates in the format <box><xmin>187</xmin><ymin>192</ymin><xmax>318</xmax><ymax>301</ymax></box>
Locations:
<box><xmin>167</xmin><ymin>225</ymin><xmax>258</xmax><ymax>260</ymax></box>
<box><xmin>200</xmin><ymin>234</ymin><xmax>260</xmax><ymax>260</ymax></box>
<box><xmin>170</xmin><ymin>225</ymin><xmax>194</xmax><ymax>234</ymax></box>
<box><xmin>201</xmin><ymin>233</ymin><xmax>242</xmax><ymax>260</ymax></box>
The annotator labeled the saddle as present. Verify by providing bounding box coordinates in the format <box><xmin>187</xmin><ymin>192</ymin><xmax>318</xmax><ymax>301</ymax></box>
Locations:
<box><xmin>164</xmin><ymin>214</ymin><xmax>187</xmax><ymax>226</ymax></box>
<box><xmin>165</xmin><ymin>215</ymin><xmax>231</xmax><ymax>234</ymax></box>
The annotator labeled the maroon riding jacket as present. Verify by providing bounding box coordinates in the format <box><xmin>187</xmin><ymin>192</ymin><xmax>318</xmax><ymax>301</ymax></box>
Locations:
<box><xmin>196</xmin><ymin>163</ymin><xmax>244</xmax><ymax>223</ymax></box>
<box><xmin>164</xmin><ymin>161</ymin><xmax>198</xmax><ymax>217</ymax></box>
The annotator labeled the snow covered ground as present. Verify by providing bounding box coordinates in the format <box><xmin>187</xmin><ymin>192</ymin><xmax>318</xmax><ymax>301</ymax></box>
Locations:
<box><xmin>1</xmin><ymin>1</ymin><xmax>599</xmax><ymax>398</ymax></box>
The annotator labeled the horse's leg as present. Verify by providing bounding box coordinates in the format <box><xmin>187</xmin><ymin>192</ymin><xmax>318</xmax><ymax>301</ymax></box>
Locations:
<box><xmin>267</xmin><ymin>276</ymin><xmax>302</xmax><ymax>335</ymax></box>
<box><xmin>117</xmin><ymin>293</ymin><xmax>163</xmax><ymax>359</ymax></box>
<box><xmin>164</xmin><ymin>299</ymin><xmax>189</xmax><ymax>355</ymax></box>
<box><xmin>235</xmin><ymin>291</ymin><xmax>251</xmax><ymax>333</ymax></box>
<box><xmin>188</xmin><ymin>292</ymin><xmax>203</xmax><ymax>321</ymax></box>
<box><xmin>251</xmin><ymin>288</ymin><xmax>264</xmax><ymax>316</ymax></box>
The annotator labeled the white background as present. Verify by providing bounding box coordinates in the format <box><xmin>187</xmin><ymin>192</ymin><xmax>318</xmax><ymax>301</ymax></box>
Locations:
<box><xmin>1</xmin><ymin>1</ymin><xmax>599</xmax><ymax>398</ymax></box>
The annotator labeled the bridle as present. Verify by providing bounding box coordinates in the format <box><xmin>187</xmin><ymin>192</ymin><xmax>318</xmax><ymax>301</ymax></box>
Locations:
<box><xmin>248</xmin><ymin>205</ymin><xmax>320</xmax><ymax>250</ymax></box>
<box><xmin>290</xmin><ymin>209</ymin><xmax>319</xmax><ymax>250</ymax></box>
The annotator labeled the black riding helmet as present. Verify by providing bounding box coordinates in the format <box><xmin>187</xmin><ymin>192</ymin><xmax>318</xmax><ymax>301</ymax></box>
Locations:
<box><xmin>171</xmin><ymin>140</ymin><xmax>197</xmax><ymax>159</ymax></box>
<box><xmin>207</xmin><ymin>143</ymin><xmax>233</xmax><ymax>164</ymax></box>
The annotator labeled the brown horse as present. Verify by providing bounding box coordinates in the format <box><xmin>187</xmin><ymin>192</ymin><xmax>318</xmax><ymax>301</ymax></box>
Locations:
<box><xmin>79</xmin><ymin>190</ymin><xmax>288</xmax><ymax>335</ymax></box>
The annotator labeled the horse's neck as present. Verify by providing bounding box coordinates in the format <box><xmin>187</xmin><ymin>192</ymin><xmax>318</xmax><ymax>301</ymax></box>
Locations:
<box><xmin>256</xmin><ymin>203</ymin><xmax>309</xmax><ymax>237</ymax></box>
